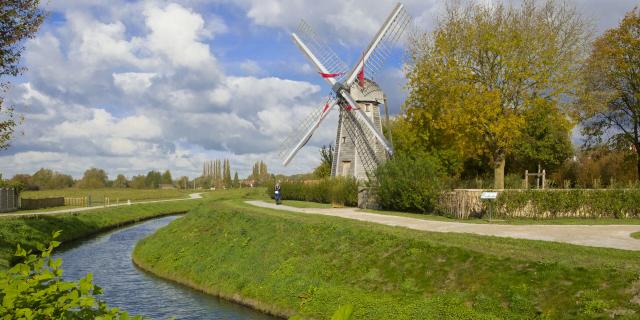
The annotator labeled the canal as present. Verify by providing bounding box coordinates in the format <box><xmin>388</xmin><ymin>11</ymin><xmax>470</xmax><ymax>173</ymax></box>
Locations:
<box><xmin>55</xmin><ymin>215</ymin><xmax>277</xmax><ymax>320</ymax></box>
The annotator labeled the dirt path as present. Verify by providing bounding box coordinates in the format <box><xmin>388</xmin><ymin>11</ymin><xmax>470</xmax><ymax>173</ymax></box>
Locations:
<box><xmin>246</xmin><ymin>200</ymin><xmax>640</xmax><ymax>251</ymax></box>
<box><xmin>0</xmin><ymin>193</ymin><xmax>204</xmax><ymax>219</ymax></box>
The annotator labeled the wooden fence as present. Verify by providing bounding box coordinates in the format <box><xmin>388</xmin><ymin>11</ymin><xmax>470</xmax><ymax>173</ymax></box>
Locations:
<box><xmin>20</xmin><ymin>197</ymin><xmax>65</xmax><ymax>210</ymax></box>
<box><xmin>0</xmin><ymin>188</ymin><xmax>19</xmax><ymax>213</ymax></box>
<box><xmin>65</xmin><ymin>197</ymin><xmax>87</xmax><ymax>206</ymax></box>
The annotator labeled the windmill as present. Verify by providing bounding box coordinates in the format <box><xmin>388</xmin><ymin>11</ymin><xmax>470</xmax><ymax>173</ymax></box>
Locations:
<box><xmin>279</xmin><ymin>3</ymin><xmax>412</xmax><ymax>185</ymax></box>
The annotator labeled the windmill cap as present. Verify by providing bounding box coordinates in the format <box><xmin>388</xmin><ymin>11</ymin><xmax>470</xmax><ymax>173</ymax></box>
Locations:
<box><xmin>349</xmin><ymin>78</ymin><xmax>384</xmax><ymax>104</ymax></box>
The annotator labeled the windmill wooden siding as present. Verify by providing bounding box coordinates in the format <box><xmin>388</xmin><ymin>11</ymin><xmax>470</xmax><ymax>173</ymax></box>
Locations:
<box><xmin>332</xmin><ymin>80</ymin><xmax>388</xmax><ymax>181</ymax></box>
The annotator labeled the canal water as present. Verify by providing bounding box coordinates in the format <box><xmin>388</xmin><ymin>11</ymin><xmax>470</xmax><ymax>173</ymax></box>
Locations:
<box><xmin>55</xmin><ymin>215</ymin><xmax>277</xmax><ymax>320</ymax></box>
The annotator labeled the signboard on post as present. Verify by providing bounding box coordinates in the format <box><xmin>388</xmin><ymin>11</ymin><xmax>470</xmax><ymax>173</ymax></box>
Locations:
<box><xmin>480</xmin><ymin>192</ymin><xmax>498</xmax><ymax>200</ymax></box>
<box><xmin>480</xmin><ymin>192</ymin><xmax>498</xmax><ymax>221</ymax></box>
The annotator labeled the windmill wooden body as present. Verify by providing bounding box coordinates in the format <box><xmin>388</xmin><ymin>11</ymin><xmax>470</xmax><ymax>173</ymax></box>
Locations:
<box><xmin>279</xmin><ymin>3</ymin><xmax>411</xmax><ymax>205</ymax></box>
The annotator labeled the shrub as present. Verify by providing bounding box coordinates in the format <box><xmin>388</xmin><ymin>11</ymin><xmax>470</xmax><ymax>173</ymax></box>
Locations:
<box><xmin>266</xmin><ymin>177</ymin><xmax>358</xmax><ymax>206</ymax></box>
<box><xmin>375</xmin><ymin>154</ymin><xmax>445</xmax><ymax>213</ymax></box>
<box><xmin>0</xmin><ymin>231</ymin><xmax>140</xmax><ymax>319</ymax></box>
<box><xmin>495</xmin><ymin>189</ymin><xmax>640</xmax><ymax>219</ymax></box>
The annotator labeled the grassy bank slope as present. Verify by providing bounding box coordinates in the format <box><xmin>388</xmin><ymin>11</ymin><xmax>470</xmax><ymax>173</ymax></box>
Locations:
<box><xmin>133</xmin><ymin>199</ymin><xmax>640</xmax><ymax>319</ymax></box>
<box><xmin>0</xmin><ymin>199</ymin><xmax>202</xmax><ymax>268</ymax></box>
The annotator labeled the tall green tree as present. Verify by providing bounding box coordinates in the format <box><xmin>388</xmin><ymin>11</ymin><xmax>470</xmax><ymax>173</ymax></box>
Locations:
<box><xmin>161</xmin><ymin>170</ymin><xmax>172</xmax><ymax>185</ymax></box>
<box><xmin>575</xmin><ymin>8</ymin><xmax>640</xmax><ymax>180</ymax></box>
<box><xmin>77</xmin><ymin>168</ymin><xmax>108</xmax><ymax>189</ymax></box>
<box><xmin>129</xmin><ymin>175</ymin><xmax>146</xmax><ymax>189</ymax></box>
<box><xmin>145</xmin><ymin>170</ymin><xmax>161</xmax><ymax>189</ymax></box>
<box><xmin>113</xmin><ymin>174</ymin><xmax>128</xmax><ymax>188</ymax></box>
<box><xmin>233</xmin><ymin>171</ymin><xmax>239</xmax><ymax>188</ymax></box>
<box><xmin>1</xmin><ymin>1</ymin><xmax>46</xmax><ymax>149</ymax></box>
<box><xmin>313</xmin><ymin>144</ymin><xmax>334</xmax><ymax>178</ymax></box>
<box><xmin>404</xmin><ymin>0</ymin><xmax>588</xmax><ymax>188</ymax></box>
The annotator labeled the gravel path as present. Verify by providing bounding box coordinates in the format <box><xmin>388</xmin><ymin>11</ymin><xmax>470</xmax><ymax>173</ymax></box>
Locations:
<box><xmin>0</xmin><ymin>193</ymin><xmax>203</xmax><ymax>219</ymax></box>
<box><xmin>246</xmin><ymin>200</ymin><xmax>640</xmax><ymax>251</ymax></box>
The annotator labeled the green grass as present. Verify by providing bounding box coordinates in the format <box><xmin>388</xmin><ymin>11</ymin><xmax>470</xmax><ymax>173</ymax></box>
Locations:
<box><xmin>133</xmin><ymin>198</ymin><xmax>640</xmax><ymax>319</ymax></box>
<box><xmin>632</xmin><ymin>232</ymin><xmax>640</xmax><ymax>239</ymax></box>
<box><xmin>0</xmin><ymin>198</ymin><xmax>205</xmax><ymax>269</ymax></box>
<box><xmin>21</xmin><ymin>188</ymin><xmax>192</xmax><ymax>204</ymax></box>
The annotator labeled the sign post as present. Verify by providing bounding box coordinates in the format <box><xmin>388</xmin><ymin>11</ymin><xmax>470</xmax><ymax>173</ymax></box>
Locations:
<box><xmin>480</xmin><ymin>191</ymin><xmax>498</xmax><ymax>221</ymax></box>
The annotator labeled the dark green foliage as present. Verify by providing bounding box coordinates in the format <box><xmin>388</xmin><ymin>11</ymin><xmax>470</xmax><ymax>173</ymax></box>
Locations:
<box><xmin>145</xmin><ymin>170</ymin><xmax>162</xmax><ymax>189</ymax></box>
<box><xmin>161</xmin><ymin>170</ymin><xmax>172</xmax><ymax>185</ymax></box>
<box><xmin>313</xmin><ymin>145</ymin><xmax>334</xmax><ymax>178</ymax></box>
<box><xmin>0</xmin><ymin>233</ymin><xmax>140</xmax><ymax>319</ymax></box>
<box><xmin>134</xmin><ymin>200</ymin><xmax>640</xmax><ymax>319</ymax></box>
<box><xmin>77</xmin><ymin>168</ymin><xmax>108</xmax><ymax>189</ymax></box>
<box><xmin>496</xmin><ymin>189</ymin><xmax>640</xmax><ymax>218</ymax></box>
<box><xmin>265</xmin><ymin>177</ymin><xmax>357</xmax><ymax>206</ymax></box>
<box><xmin>376</xmin><ymin>154</ymin><xmax>445</xmax><ymax>213</ymax></box>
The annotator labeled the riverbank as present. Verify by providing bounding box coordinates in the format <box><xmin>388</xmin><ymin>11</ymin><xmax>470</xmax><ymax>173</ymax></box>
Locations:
<box><xmin>133</xmin><ymin>198</ymin><xmax>640</xmax><ymax>319</ymax></box>
<box><xmin>0</xmin><ymin>199</ymin><xmax>203</xmax><ymax>268</ymax></box>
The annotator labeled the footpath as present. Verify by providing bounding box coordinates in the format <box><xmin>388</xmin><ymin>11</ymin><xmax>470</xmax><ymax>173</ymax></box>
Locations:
<box><xmin>0</xmin><ymin>193</ymin><xmax>203</xmax><ymax>219</ymax></box>
<box><xmin>247</xmin><ymin>200</ymin><xmax>640</xmax><ymax>251</ymax></box>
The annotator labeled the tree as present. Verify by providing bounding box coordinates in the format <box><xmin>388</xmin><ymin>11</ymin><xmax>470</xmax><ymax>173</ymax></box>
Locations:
<box><xmin>113</xmin><ymin>174</ymin><xmax>128</xmax><ymax>188</ymax></box>
<box><xmin>1</xmin><ymin>1</ymin><xmax>46</xmax><ymax>149</ymax></box>
<box><xmin>161</xmin><ymin>170</ymin><xmax>172</xmax><ymax>185</ymax></box>
<box><xmin>313</xmin><ymin>144</ymin><xmax>334</xmax><ymax>178</ymax></box>
<box><xmin>145</xmin><ymin>171</ymin><xmax>161</xmax><ymax>188</ymax></box>
<box><xmin>30</xmin><ymin>168</ymin><xmax>73</xmax><ymax>190</ymax></box>
<box><xmin>129</xmin><ymin>175</ymin><xmax>146</xmax><ymax>189</ymax></box>
<box><xmin>575</xmin><ymin>8</ymin><xmax>640</xmax><ymax>180</ymax></box>
<box><xmin>223</xmin><ymin>159</ymin><xmax>232</xmax><ymax>188</ymax></box>
<box><xmin>177</xmin><ymin>176</ymin><xmax>189</xmax><ymax>189</ymax></box>
<box><xmin>77</xmin><ymin>168</ymin><xmax>108</xmax><ymax>189</ymax></box>
<box><xmin>404</xmin><ymin>0</ymin><xmax>588</xmax><ymax>188</ymax></box>
<box><xmin>233</xmin><ymin>171</ymin><xmax>240</xmax><ymax>188</ymax></box>
<box><xmin>509</xmin><ymin>102</ymin><xmax>574</xmax><ymax>172</ymax></box>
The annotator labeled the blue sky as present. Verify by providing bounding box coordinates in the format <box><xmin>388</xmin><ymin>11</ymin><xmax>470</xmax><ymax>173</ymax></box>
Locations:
<box><xmin>0</xmin><ymin>0</ymin><xmax>637</xmax><ymax>179</ymax></box>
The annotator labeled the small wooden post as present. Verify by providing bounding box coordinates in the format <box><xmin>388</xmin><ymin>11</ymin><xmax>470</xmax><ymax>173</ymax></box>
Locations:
<box><xmin>524</xmin><ymin>170</ymin><xmax>528</xmax><ymax>189</ymax></box>
<box><xmin>542</xmin><ymin>170</ymin><xmax>546</xmax><ymax>189</ymax></box>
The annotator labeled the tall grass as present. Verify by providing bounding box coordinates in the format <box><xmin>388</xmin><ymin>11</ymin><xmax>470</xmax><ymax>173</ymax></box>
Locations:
<box><xmin>265</xmin><ymin>177</ymin><xmax>358</xmax><ymax>206</ymax></box>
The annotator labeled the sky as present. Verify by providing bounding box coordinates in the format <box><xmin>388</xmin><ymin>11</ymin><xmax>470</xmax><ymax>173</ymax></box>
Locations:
<box><xmin>0</xmin><ymin>0</ymin><xmax>638</xmax><ymax>180</ymax></box>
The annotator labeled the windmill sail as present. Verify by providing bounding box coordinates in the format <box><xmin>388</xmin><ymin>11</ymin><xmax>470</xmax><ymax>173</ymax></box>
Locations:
<box><xmin>279</xmin><ymin>96</ymin><xmax>337</xmax><ymax>165</ymax></box>
<box><xmin>296</xmin><ymin>20</ymin><xmax>349</xmax><ymax>83</ymax></box>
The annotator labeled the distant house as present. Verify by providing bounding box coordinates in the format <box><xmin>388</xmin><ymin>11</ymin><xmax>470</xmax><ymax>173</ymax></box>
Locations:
<box><xmin>159</xmin><ymin>184</ymin><xmax>175</xmax><ymax>190</ymax></box>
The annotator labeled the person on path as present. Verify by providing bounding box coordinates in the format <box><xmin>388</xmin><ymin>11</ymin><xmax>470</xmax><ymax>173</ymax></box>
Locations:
<box><xmin>274</xmin><ymin>182</ymin><xmax>282</xmax><ymax>205</ymax></box>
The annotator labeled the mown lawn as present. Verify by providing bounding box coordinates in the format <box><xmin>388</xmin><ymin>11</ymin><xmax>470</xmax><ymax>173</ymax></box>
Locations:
<box><xmin>633</xmin><ymin>231</ymin><xmax>640</xmax><ymax>239</ymax></box>
<box><xmin>133</xmin><ymin>198</ymin><xmax>640</xmax><ymax>319</ymax></box>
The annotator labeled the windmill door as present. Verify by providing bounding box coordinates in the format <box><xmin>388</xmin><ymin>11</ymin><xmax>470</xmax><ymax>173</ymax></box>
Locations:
<box><xmin>341</xmin><ymin>161</ymin><xmax>352</xmax><ymax>176</ymax></box>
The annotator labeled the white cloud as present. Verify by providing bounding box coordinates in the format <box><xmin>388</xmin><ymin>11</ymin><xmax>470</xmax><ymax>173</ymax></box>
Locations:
<box><xmin>113</xmin><ymin>72</ymin><xmax>156</xmax><ymax>95</ymax></box>
<box><xmin>239</xmin><ymin>59</ymin><xmax>263</xmax><ymax>75</ymax></box>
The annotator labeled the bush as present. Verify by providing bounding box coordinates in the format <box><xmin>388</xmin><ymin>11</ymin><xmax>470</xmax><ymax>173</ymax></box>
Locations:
<box><xmin>0</xmin><ymin>232</ymin><xmax>139</xmax><ymax>319</ymax></box>
<box><xmin>265</xmin><ymin>177</ymin><xmax>358</xmax><ymax>206</ymax></box>
<box><xmin>375</xmin><ymin>154</ymin><xmax>445</xmax><ymax>213</ymax></box>
<box><xmin>495</xmin><ymin>189</ymin><xmax>640</xmax><ymax>219</ymax></box>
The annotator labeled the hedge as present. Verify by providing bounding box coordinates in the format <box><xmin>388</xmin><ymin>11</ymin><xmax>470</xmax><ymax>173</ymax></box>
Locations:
<box><xmin>495</xmin><ymin>189</ymin><xmax>640</xmax><ymax>219</ymax></box>
<box><xmin>265</xmin><ymin>177</ymin><xmax>358</xmax><ymax>206</ymax></box>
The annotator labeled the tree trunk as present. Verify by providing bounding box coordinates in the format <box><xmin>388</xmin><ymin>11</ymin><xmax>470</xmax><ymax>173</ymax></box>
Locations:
<box><xmin>636</xmin><ymin>146</ymin><xmax>640</xmax><ymax>182</ymax></box>
<box><xmin>494</xmin><ymin>154</ymin><xmax>505</xmax><ymax>190</ymax></box>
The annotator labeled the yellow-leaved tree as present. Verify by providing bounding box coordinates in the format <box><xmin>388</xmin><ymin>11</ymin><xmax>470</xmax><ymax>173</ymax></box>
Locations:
<box><xmin>575</xmin><ymin>8</ymin><xmax>640</xmax><ymax>181</ymax></box>
<box><xmin>402</xmin><ymin>0</ymin><xmax>589</xmax><ymax>188</ymax></box>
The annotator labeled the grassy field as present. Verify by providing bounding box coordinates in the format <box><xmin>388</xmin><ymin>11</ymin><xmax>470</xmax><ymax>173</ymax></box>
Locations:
<box><xmin>633</xmin><ymin>232</ymin><xmax>640</xmax><ymax>239</ymax></box>
<box><xmin>21</xmin><ymin>188</ymin><xmax>192</xmax><ymax>204</ymax></box>
<box><xmin>0</xmin><ymin>198</ymin><xmax>205</xmax><ymax>268</ymax></box>
<box><xmin>133</xmin><ymin>197</ymin><xmax>640</xmax><ymax>319</ymax></box>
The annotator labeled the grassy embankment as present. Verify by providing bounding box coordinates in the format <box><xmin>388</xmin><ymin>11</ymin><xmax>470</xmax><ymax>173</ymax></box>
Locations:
<box><xmin>134</xmin><ymin>197</ymin><xmax>640</xmax><ymax>319</ymax></box>
<box><xmin>0</xmin><ymin>196</ymin><xmax>205</xmax><ymax>268</ymax></box>
<box><xmin>633</xmin><ymin>232</ymin><xmax>640</xmax><ymax>239</ymax></box>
